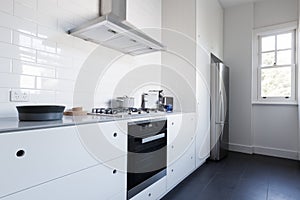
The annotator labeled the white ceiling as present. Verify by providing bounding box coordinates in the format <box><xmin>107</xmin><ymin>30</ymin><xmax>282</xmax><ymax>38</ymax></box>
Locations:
<box><xmin>218</xmin><ymin>0</ymin><xmax>265</xmax><ymax>8</ymax></box>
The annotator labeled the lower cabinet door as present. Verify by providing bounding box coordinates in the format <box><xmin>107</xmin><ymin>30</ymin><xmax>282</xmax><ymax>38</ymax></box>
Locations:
<box><xmin>2</xmin><ymin>157</ymin><xmax>126</xmax><ymax>200</ymax></box>
<box><xmin>195</xmin><ymin>126</ymin><xmax>210</xmax><ymax>168</ymax></box>
<box><xmin>0</xmin><ymin>126</ymin><xmax>98</xmax><ymax>198</ymax></box>
<box><xmin>167</xmin><ymin>141</ymin><xmax>196</xmax><ymax>190</ymax></box>
<box><xmin>130</xmin><ymin>177</ymin><xmax>167</xmax><ymax>200</ymax></box>
<box><xmin>76</xmin><ymin>121</ymin><xmax>128</xmax><ymax>164</ymax></box>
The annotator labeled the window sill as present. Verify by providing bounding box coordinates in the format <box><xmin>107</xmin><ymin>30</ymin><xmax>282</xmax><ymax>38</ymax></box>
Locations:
<box><xmin>252</xmin><ymin>101</ymin><xmax>298</xmax><ymax>106</ymax></box>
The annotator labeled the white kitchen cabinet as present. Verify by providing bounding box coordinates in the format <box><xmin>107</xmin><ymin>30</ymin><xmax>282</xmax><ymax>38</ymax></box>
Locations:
<box><xmin>76</xmin><ymin>120</ymin><xmax>128</xmax><ymax>163</ymax></box>
<box><xmin>167</xmin><ymin>113</ymin><xmax>196</xmax><ymax>165</ymax></box>
<box><xmin>197</xmin><ymin>0</ymin><xmax>224</xmax><ymax>59</ymax></box>
<box><xmin>2</xmin><ymin>156</ymin><xmax>126</xmax><ymax>200</ymax></box>
<box><xmin>195</xmin><ymin>43</ymin><xmax>211</xmax><ymax>168</ymax></box>
<box><xmin>166</xmin><ymin>113</ymin><xmax>196</xmax><ymax>190</ymax></box>
<box><xmin>167</xmin><ymin>141</ymin><xmax>195</xmax><ymax>190</ymax></box>
<box><xmin>130</xmin><ymin>177</ymin><xmax>167</xmax><ymax>200</ymax></box>
<box><xmin>0</xmin><ymin>126</ymin><xmax>97</xmax><ymax>198</ymax></box>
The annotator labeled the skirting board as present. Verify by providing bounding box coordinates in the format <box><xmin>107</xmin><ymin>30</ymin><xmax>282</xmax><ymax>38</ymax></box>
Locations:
<box><xmin>228</xmin><ymin>143</ymin><xmax>253</xmax><ymax>154</ymax></box>
<box><xmin>229</xmin><ymin>143</ymin><xmax>299</xmax><ymax>160</ymax></box>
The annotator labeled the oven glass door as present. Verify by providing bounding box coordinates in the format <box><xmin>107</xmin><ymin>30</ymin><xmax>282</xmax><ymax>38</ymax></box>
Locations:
<box><xmin>127</xmin><ymin>120</ymin><xmax>167</xmax><ymax>199</ymax></box>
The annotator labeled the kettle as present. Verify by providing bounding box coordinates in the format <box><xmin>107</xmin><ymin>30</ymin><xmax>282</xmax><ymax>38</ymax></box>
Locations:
<box><xmin>115</xmin><ymin>96</ymin><xmax>135</xmax><ymax>108</ymax></box>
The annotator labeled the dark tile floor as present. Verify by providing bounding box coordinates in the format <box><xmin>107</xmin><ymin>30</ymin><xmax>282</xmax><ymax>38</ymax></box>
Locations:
<box><xmin>162</xmin><ymin>152</ymin><xmax>300</xmax><ymax>200</ymax></box>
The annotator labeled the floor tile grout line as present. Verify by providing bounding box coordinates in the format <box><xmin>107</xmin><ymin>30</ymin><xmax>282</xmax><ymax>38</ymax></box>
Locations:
<box><xmin>200</xmin><ymin>173</ymin><xmax>218</xmax><ymax>193</ymax></box>
<box><xmin>229</xmin><ymin>166</ymin><xmax>247</xmax><ymax>200</ymax></box>
<box><xmin>266</xmin><ymin>182</ymin><xmax>269</xmax><ymax>200</ymax></box>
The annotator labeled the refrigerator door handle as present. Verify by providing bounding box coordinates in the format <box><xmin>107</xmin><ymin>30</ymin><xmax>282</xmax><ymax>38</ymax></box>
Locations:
<box><xmin>218</xmin><ymin>90</ymin><xmax>225</xmax><ymax>123</ymax></box>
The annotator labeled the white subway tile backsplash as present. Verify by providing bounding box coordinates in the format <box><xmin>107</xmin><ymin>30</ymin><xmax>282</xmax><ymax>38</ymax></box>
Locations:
<box><xmin>32</xmin><ymin>37</ymin><xmax>56</xmax><ymax>53</ymax></box>
<box><xmin>37</xmin><ymin>25</ymin><xmax>57</xmax><ymax>39</ymax></box>
<box><xmin>14</xmin><ymin>2</ymin><xmax>57</xmax><ymax>30</ymax></box>
<box><xmin>57</xmin><ymin>79</ymin><xmax>75</xmax><ymax>92</ymax></box>
<box><xmin>36</xmin><ymin>77</ymin><xmax>58</xmax><ymax>90</ymax></box>
<box><xmin>36</xmin><ymin>12</ymin><xmax>58</xmax><ymax>29</ymax></box>
<box><xmin>72</xmin><ymin>39</ymin><xmax>97</xmax><ymax>54</ymax></box>
<box><xmin>0</xmin><ymin>88</ymin><xmax>9</xmax><ymax>103</ymax></box>
<box><xmin>0</xmin><ymin>42</ymin><xmax>36</xmax><ymax>62</ymax></box>
<box><xmin>0</xmin><ymin>11</ymin><xmax>37</xmax><ymax>36</ymax></box>
<box><xmin>0</xmin><ymin>0</ymin><xmax>127</xmax><ymax>117</ymax></box>
<box><xmin>13</xmin><ymin>60</ymin><xmax>56</xmax><ymax>78</ymax></box>
<box><xmin>58</xmin><ymin>19</ymin><xmax>76</xmax><ymax>33</ymax></box>
<box><xmin>37</xmin><ymin>0</ymin><xmax>58</xmax><ymax>17</ymax></box>
<box><xmin>72</xmin><ymin>57</ymin><xmax>88</xmax><ymax>69</ymax></box>
<box><xmin>0</xmin><ymin>57</ymin><xmax>12</xmax><ymax>73</ymax></box>
<box><xmin>0</xmin><ymin>27</ymin><xmax>12</xmax><ymax>43</ymax></box>
<box><xmin>19</xmin><ymin>75</ymin><xmax>36</xmax><ymax>89</ymax></box>
<box><xmin>58</xmin><ymin>0</ymin><xmax>98</xmax><ymax>20</ymax></box>
<box><xmin>37</xmin><ymin>25</ymin><xmax>74</xmax><ymax>48</ymax></box>
<box><xmin>56</xmin><ymin>43</ymin><xmax>76</xmax><ymax>57</ymax></box>
<box><xmin>14</xmin><ymin>2</ymin><xmax>36</xmax><ymax>22</ymax></box>
<box><xmin>55</xmin><ymin>91</ymin><xmax>74</xmax><ymax>106</ymax></box>
<box><xmin>0</xmin><ymin>103</ymin><xmax>18</xmax><ymax>118</ymax></box>
<box><xmin>37</xmin><ymin>51</ymin><xmax>72</xmax><ymax>67</ymax></box>
<box><xmin>0</xmin><ymin>0</ymin><xmax>13</xmax><ymax>14</ymax></box>
<box><xmin>13</xmin><ymin>31</ymin><xmax>32</xmax><ymax>48</ymax></box>
<box><xmin>14</xmin><ymin>0</ymin><xmax>38</xmax><ymax>10</ymax></box>
<box><xmin>29</xmin><ymin>89</ymin><xmax>56</xmax><ymax>103</ymax></box>
<box><xmin>13</xmin><ymin>31</ymin><xmax>56</xmax><ymax>53</ymax></box>
<box><xmin>56</xmin><ymin>67</ymin><xmax>79</xmax><ymax>80</ymax></box>
<box><xmin>0</xmin><ymin>73</ymin><xmax>35</xmax><ymax>89</ymax></box>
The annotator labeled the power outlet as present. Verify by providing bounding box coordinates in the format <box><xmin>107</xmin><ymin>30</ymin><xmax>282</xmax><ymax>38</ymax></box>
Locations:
<box><xmin>10</xmin><ymin>90</ymin><xmax>30</xmax><ymax>102</ymax></box>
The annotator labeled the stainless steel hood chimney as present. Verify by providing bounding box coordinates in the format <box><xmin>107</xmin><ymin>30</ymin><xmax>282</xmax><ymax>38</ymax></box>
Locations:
<box><xmin>68</xmin><ymin>0</ymin><xmax>165</xmax><ymax>56</ymax></box>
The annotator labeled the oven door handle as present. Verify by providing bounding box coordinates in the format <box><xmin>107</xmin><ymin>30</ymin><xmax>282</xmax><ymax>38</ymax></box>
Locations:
<box><xmin>142</xmin><ymin>133</ymin><xmax>166</xmax><ymax>144</ymax></box>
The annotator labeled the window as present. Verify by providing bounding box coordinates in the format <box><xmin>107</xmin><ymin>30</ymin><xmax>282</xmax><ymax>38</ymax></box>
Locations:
<box><xmin>253</xmin><ymin>22</ymin><xmax>297</xmax><ymax>104</ymax></box>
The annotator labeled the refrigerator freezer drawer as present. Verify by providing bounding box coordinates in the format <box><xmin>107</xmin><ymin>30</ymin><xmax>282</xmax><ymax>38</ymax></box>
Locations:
<box><xmin>210</xmin><ymin>123</ymin><xmax>229</xmax><ymax>160</ymax></box>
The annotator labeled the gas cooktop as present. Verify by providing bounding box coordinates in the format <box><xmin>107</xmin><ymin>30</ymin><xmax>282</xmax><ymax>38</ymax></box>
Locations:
<box><xmin>88</xmin><ymin>108</ymin><xmax>163</xmax><ymax>118</ymax></box>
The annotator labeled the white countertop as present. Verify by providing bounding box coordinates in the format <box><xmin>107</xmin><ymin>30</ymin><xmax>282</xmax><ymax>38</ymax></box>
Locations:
<box><xmin>0</xmin><ymin>112</ymin><xmax>181</xmax><ymax>133</ymax></box>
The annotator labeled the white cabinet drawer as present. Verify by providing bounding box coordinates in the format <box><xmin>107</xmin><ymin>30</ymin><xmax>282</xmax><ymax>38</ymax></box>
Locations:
<box><xmin>76</xmin><ymin>120</ymin><xmax>128</xmax><ymax>163</ymax></box>
<box><xmin>167</xmin><ymin>141</ymin><xmax>195</xmax><ymax>190</ymax></box>
<box><xmin>130</xmin><ymin>177</ymin><xmax>167</xmax><ymax>200</ymax></box>
<box><xmin>2</xmin><ymin>157</ymin><xmax>127</xmax><ymax>200</ymax></box>
<box><xmin>167</xmin><ymin>113</ymin><xmax>196</xmax><ymax>165</ymax></box>
<box><xmin>0</xmin><ymin>126</ymin><xmax>97</xmax><ymax>198</ymax></box>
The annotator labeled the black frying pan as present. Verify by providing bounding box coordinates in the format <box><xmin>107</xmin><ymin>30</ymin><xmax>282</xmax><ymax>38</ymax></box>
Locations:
<box><xmin>16</xmin><ymin>105</ymin><xmax>65</xmax><ymax>121</ymax></box>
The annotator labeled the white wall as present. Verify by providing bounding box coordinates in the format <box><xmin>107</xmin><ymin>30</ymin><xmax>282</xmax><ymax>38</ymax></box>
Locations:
<box><xmin>224</xmin><ymin>0</ymin><xmax>299</xmax><ymax>159</ymax></box>
<box><xmin>224</xmin><ymin>3</ymin><xmax>254</xmax><ymax>152</ymax></box>
<box><xmin>252</xmin><ymin>0</ymin><xmax>299</xmax><ymax>159</ymax></box>
<box><xmin>253</xmin><ymin>105</ymin><xmax>298</xmax><ymax>158</ymax></box>
<box><xmin>254</xmin><ymin>0</ymin><xmax>298</xmax><ymax>29</ymax></box>
<box><xmin>0</xmin><ymin>0</ymin><xmax>162</xmax><ymax>117</ymax></box>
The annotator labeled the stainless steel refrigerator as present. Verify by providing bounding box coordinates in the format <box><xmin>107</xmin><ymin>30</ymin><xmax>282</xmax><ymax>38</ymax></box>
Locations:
<box><xmin>210</xmin><ymin>62</ymin><xmax>229</xmax><ymax>161</ymax></box>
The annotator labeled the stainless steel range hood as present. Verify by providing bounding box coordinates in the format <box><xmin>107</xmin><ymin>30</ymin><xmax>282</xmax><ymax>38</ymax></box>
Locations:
<box><xmin>68</xmin><ymin>0</ymin><xmax>165</xmax><ymax>56</ymax></box>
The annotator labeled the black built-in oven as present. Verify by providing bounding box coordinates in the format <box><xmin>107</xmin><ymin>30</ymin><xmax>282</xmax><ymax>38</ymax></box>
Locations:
<box><xmin>127</xmin><ymin>119</ymin><xmax>167</xmax><ymax>199</ymax></box>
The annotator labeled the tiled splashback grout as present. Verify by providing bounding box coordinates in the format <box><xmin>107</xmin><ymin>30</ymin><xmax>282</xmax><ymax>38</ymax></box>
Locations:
<box><xmin>0</xmin><ymin>0</ymin><xmax>99</xmax><ymax>117</ymax></box>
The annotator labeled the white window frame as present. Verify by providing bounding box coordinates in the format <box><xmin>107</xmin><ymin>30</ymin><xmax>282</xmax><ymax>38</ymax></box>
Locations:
<box><xmin>252</xmin><ymin>21</ymin><xmax>298</xmax><ymax>105</ymax></box>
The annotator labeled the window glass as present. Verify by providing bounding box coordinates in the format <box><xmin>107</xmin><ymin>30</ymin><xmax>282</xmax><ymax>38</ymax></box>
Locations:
<box><xmin>261</xmin><ymin>67</ymin><xmax>291</xmax><ymax>97</ymax></box>
<box><xmin>261</xmin><ymin>35</ymin><xmax>275</xmax><ymax>52</ymax></box>
<box><xmin>277</xmin><ymin>50</ymin><xmax>292</xmax><ymax>65</ymax></box>
<box><xmin>261</xmin><ymin>52</ymin><xmax>275</xmax><ymax>67</ymax></box>
<box><xmin>277</xmin><ymin>33</ymin><xmax>292</xmax><ymax>50</ymax></box>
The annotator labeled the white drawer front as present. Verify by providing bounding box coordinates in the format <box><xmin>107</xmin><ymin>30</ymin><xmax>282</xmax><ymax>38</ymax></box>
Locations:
<box><xmin>167</xmin><ymin>113</ymin><xmax>196</xmax><ymax>165</ymax></box>
<box><xmin>167</xmin><ymin>141</ymin><xmax>195</xmax><ymax>190</ymax></box>
<box><xmin>0</xmin><ymin>126</ymin><xmax>97</xmax><ymax>198</ymax></box>
<box><xmin>76</xmin><ymin>120</ymin><xmax>128</xmax><ymax>164</ymax></box>
<box><xmin>130</xmin><ymin>177</ymin><xmax>167</xmax><ymax>200</ymax></box>
<box><xmin>2</xmin><ymin>157</ymin><xmax>126</xmax><ymax>200</ymax></box>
